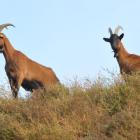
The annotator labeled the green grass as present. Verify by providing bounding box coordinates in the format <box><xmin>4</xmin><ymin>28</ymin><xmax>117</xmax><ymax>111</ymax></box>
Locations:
<box><xmin>0</xmin><ymin>75</ymin><xmax>139</xmax><ymax>140</ymax></box>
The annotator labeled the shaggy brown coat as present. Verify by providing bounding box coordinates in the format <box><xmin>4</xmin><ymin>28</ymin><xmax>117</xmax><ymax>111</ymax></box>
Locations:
<box><xmin>103</xmin><ymin>26</ymin><xmax>140</xmax><ymax>74</ymax></box>
<box><xmin>0</xmin><ymin>24</ymin><xmax>59</xmax><ymax>98</ymax></box>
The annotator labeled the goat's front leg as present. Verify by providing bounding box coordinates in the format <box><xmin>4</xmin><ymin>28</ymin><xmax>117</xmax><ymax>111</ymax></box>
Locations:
<box><xmin>9</xmin><ymin>77</ymin><xmax>23</xmax><ymax>98</ymax></box>
<box><xmin>9</xmin><ymin>79</ymin><xmax>18</xmax><ymax>98</ymax></box>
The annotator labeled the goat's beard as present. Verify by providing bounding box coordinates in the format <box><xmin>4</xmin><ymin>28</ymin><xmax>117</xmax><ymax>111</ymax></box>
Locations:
<box><xmin>112</xmin><ymin>47</ymin><xmax>118</xmax><ymax>57</ymax></box>
<box><xmin>114</xmin><ymin>52</ymin><xmax>118</xmax><ymax>58</ymax></box>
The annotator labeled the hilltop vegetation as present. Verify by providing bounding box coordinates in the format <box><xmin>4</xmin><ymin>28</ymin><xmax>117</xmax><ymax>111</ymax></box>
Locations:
<box><xmin>0</xmin><ymin>75</ymin><xmax>139</xmax><ymax>140</ymax></box>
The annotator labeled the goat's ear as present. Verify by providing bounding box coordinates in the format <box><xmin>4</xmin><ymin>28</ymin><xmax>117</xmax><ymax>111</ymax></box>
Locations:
<box><xmin>119</xmin><ymin>33</ymin><xmax>124</xmax><ymax>40</ymax></box>
<box><xmin>103</xmin><ymin>38</ymin><xmax>110</xmax><ymax>42</ymax></box>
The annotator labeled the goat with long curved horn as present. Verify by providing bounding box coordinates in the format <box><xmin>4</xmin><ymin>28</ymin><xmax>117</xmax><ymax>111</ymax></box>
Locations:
<box><xmin>114</xmin><ymin>25</ymin><xmax>123</xmax><ymax>35</ymax></box>
<box><xmin>104</xmin><ymin>26</ymin><xmax>140</xmax><ymax>76</ymax></box>
<box><xmin>0</xmin><ymin>23</ymin><xmax>60</xmax><ymax>98</ymax></box>
<box><xmin>0</xmin><ymin>23</ymin><xmax>15</xmax><ymax>32</ymax></box>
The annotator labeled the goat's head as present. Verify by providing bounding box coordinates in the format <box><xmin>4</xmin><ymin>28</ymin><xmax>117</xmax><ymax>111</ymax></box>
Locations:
<box><xmin>0</xmin><ymin>23</ymin><xmax>15</xmax><ymax>53</ymax></box>
<box><xmin>103</xmin><ymin>26</ymin><xmax>124</xmax><ymax>57</ymax></box>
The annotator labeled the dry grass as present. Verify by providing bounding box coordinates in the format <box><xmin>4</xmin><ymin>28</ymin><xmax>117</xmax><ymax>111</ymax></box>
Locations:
<box><xmin>0</xmin><ymin>75</ymin><xmax>139</xmax><ymax>140</ymax></box>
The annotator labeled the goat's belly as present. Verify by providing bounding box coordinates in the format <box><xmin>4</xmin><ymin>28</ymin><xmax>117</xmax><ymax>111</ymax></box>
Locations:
<box><xmin>21</xmin><ymin>80</ymin><xmax>43</xmax><ymax>92</ymax></box>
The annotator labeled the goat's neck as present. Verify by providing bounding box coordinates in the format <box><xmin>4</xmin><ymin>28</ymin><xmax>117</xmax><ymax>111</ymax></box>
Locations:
<box><xmin>3</xmin><ymin>37</ymin><xmax>15</xmax><ymax>64</ymax></box>
<box><xmin>115</xmin><ymin>42</ymin><xmax>129</xmax><ymax>72</ymax></box>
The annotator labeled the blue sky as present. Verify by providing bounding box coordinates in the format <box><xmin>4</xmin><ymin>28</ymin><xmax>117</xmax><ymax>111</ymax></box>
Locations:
<box><xmin>0</xmin><ymin>0</ymin><xmax>140</xmax><ymax>92</ymax></box>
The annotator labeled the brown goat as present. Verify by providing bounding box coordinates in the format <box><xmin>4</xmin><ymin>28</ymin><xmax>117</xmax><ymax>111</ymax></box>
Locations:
<box><xmin>0</xmin><ymin>23</ymin><xmax>60</xmax><ymax>98</ymax></box>
<box><xmin>103</xmin><ymin>26</ymin><xmax>140</xmax><ymax>75</ymax></box>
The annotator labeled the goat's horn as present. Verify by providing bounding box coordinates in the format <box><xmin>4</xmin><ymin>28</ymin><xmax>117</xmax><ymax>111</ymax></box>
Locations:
<box><xmin>108</xmin><ymin>27</ymin><xmax>113</xmax><ymax>35</ymax></box>
<box><xmin>114</xmin><ymin>25</ymin><xmax>123</xmax><ymax>34</ymax></box>
<box><xmin>0</xmin><ymin>23</ymin><xmax>15</xmax><ymax>32</ymax></box>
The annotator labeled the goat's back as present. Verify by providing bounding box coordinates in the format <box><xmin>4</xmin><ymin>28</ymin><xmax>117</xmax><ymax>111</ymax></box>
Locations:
<box><xmin>13</xmin><ymin>50</ymin><xmax>60</xmax><ymax>86</ymax></box>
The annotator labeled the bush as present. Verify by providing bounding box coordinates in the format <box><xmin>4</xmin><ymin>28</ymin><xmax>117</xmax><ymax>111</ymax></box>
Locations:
<box><xmin>0</xmin><ymin>75</ymin><xmax>139</xmax><ymax>140</ymax></box>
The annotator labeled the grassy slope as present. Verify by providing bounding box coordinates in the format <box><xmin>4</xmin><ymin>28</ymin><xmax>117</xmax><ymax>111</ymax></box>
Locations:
<box><xmin>0</xmin><ymin>75</ymin><xmax>140</xmax><ymax>140</ymax></box>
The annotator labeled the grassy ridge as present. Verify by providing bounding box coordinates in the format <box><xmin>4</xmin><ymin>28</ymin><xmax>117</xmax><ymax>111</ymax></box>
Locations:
<box><xmin>0</xmin><ymin>75</ymin><xmax>139</xmax><ymax>140</ymax></box>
